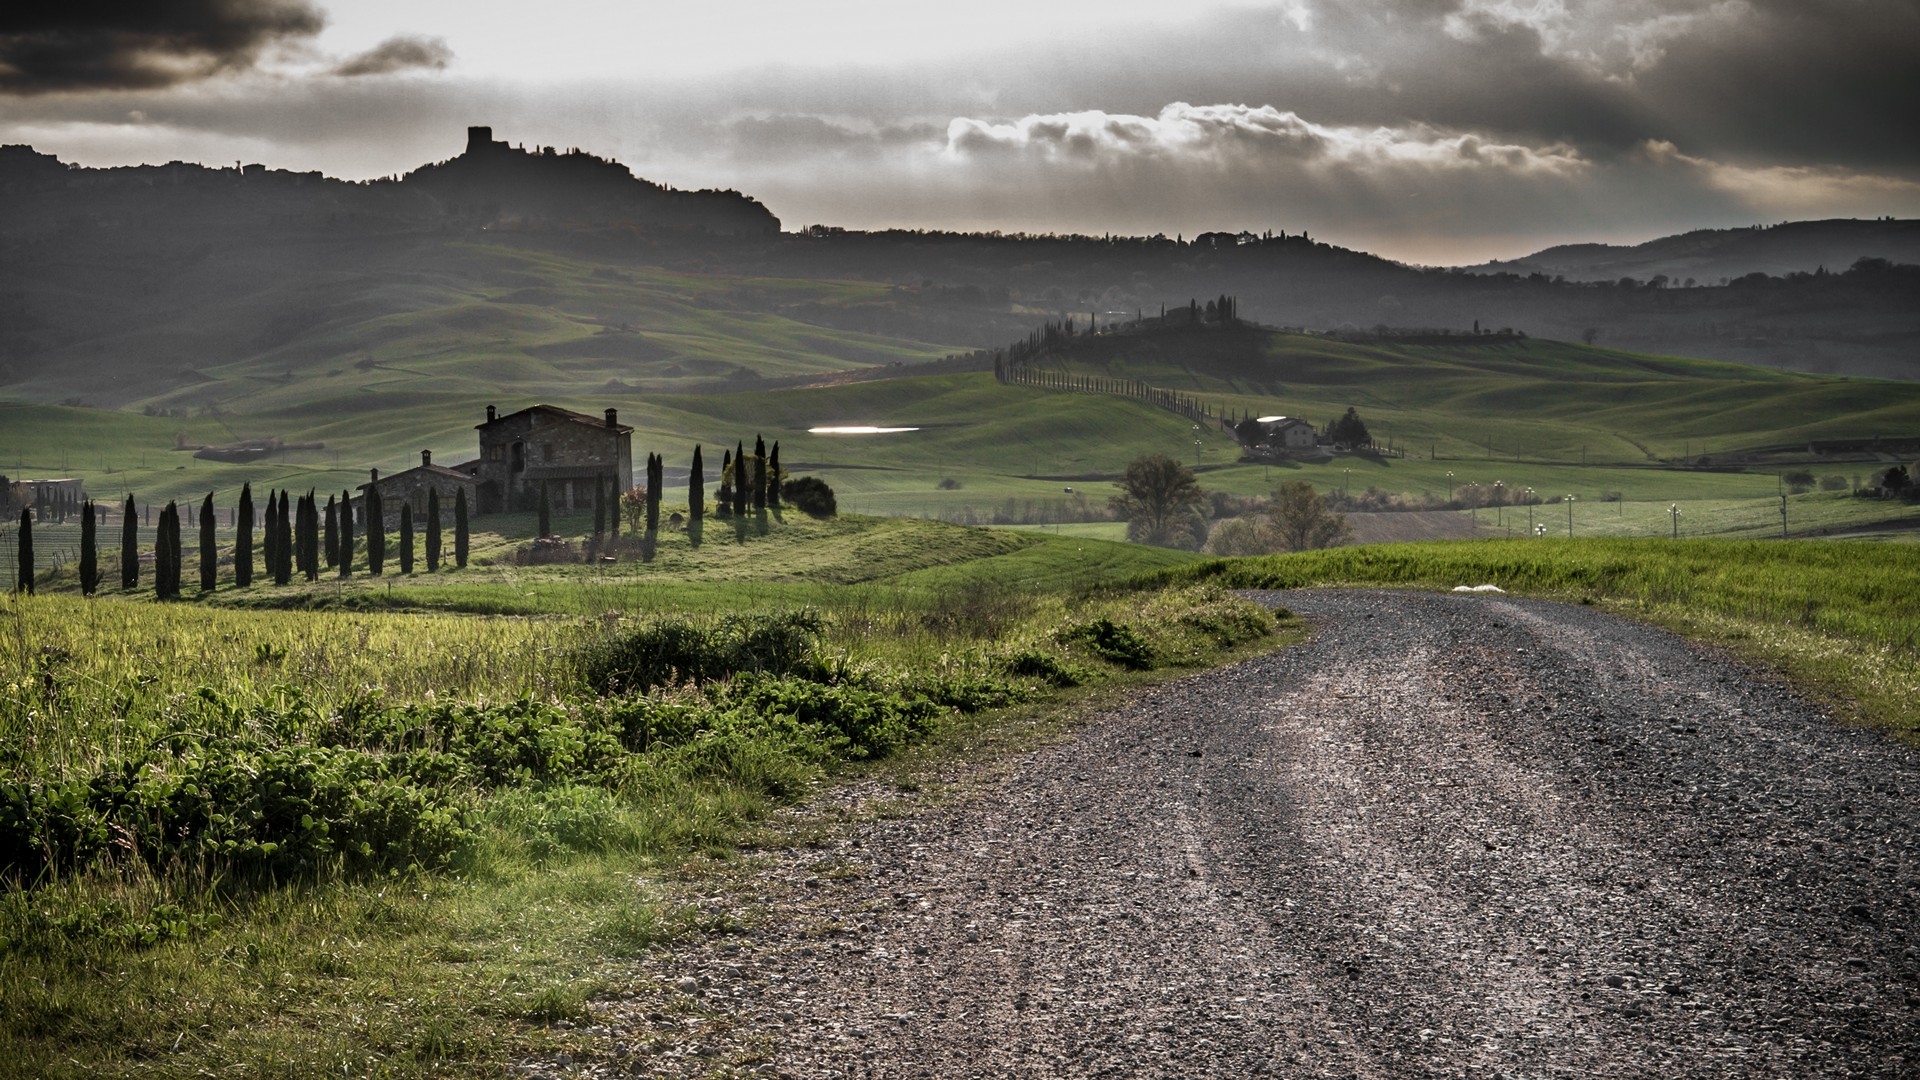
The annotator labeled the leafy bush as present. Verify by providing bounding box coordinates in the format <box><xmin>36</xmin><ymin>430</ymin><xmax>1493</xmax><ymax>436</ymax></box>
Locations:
<box><xmin>0</xmin><ymin>743</ymin><xmax>477</xmax><ymax>883</ymax></box>
<box><xmin>1057</xmin><ymin>617</ymin><xmax>1156</xmax><ymax>669</ymax></box>
<box><xmin>578</xmin><ymin>613</ymin><xmax>823</xmax><ymax>694</ymax></box>
<box><xmin>1000</xmin><ymin>649</ymin><xmax>1085</xmax><ymax>687</ymax></box>
<box><xmin>781</xmin><ymin>476</ymin><xmax>837</xmax><ymax>518</ymax></box>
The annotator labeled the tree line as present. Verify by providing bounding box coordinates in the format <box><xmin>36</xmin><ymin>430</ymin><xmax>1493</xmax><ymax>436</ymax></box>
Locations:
<box><xmin>12</xmin><ymin>483</ymin><xmax>471</xmax><ymax>597</ymax></box>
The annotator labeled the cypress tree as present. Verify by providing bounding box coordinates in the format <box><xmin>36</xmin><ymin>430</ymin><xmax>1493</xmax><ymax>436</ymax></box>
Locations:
<box><xmin>367</xmin><ymin>485</ymin><xmax>385</xmax><ymax>576</ymax></box>
<box><xmin>689</xmin><ymin>445</ymin><xmax>704</xmax><ymax>523</ymax></box>
<box><xmin>753</xmin><ymin>435</ymin><xmax>768</xmax><ymax>511</ymax></box>
<box><xmin>172</xmin><ymin>503</ymin><xmax>187</xmax><ymax>596</ymax></box>
<box><xmin>400</xmin><ymin>502</ymin><xmax>415</xmax><ymax>575</ymax></box>
<box><xmin>593</xmin><ymin>475</ymin><xmax>606</xmax><ymax>537</ymax></box>
<box><xmin>79</xmin><ymin>500</ymin><xmax>97</xmax><ymax>596</ymax></box>
<box><xmin>733</xmin><ymin>441</ymin><xmax>748</xmax><ymax>517</ymax></box>
<box><xmin>121</xmin><ymin>494</ymin><xmax>139</xmax><ymax>590</ymax></box>
<box><xmin>426</xmin><ymin>488</ymin><xmax>441</xmax><ymax>572</ymax></box>
<box><xmin>646</xmin><ymin>453</ymin><xmax>661</xmax><ymax>534</ymax></box>
<box><xmin>273</xmin><ymin>491</ymin><xmax>292</xmax><ymax>586</ymax></box>
<box><xmin>260</xmin><ymin>488</ymin><xmax>277</xmax><ymax>581</ymax></box>
<box><xmin>236</xmin><ymin>483</ymin><xmax>254</xmax><ymax>587</ymax></box>
<box><xmin>300</xmin><ymin>492</ymin><xmax>319</xmax><ymax>582</ymax></box>
<box><xmin>152</xmin><ymin>504</ymin><xmax>168</xmax><ymax>599</ymax></box>
<box><xmin>324</xmin><ymin>495</ymin><xmax>338</xmax><ymax>569</ymax></box>
<box><xmin>14</xmin><ymin>508</ymin><xmax>30</xmax><ymax>595</ymax></box>
<box><xmin>277</xmin><ymin>490</ymin><xmax>293</xmax><ymax>581</ymax></box>
<box><xmin>276</xmin><ymin>491</ymin><xmax>287</xmax><ymax>581</ymax></box>
<box><xmin>156</xmin><ymin>502</ymin><xmax>178</xmax><ymax>599</ymax></box>
<box><xmin>606</xmin><ymin>475</ymin><xmax>620</xmax><ymax>540</ymax></box>
<box><xmin>338</xmin><ymin>490</ymin><xmax>354</xmax><ymax>578</ymax></box>
<box><xmin>537</xmin><ymin>480</ymin><xmax>551</xmax><ymax>536</ymax></box>
<box><xmin>717</xmin><ymin>449</ymin><xmax>733</xmax><ymax>517</ymax></box>
<box><xmin>199</xmin><ymin>492</ymin><xmax>216</xmax><ymax>592</ymax></box>
<box><xmin>291</xmin><ymin>493</ymin><xmax>306</xmax><ymax>580</ymax></box>
<box><xmin>768</xmin><ymin>441</ymin><xmax>782</xmax><ymax>508</ymax></box>
<box><xmin>454</xmin><ymin>488</ymin><xmax>469</xmax><ymax>568</ymax></box>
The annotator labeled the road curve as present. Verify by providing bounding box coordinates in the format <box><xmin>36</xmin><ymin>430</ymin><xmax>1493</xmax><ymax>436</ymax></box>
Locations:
<box><xmin>611</xmin><ymin>590</ymin><xmax>1920</xmax><ymax>1078</ymax></box>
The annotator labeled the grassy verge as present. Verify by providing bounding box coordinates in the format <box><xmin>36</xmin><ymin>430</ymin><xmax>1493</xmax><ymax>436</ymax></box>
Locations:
<box><xmin>1154</xmin><ymin>538</ymin><xmax>1920</xmax><ymax>740</ymax></box>
<box><xmin>0</xmin><ymin>569</ymin><xmax>1279</xmax><ymax>1077</ymax></box>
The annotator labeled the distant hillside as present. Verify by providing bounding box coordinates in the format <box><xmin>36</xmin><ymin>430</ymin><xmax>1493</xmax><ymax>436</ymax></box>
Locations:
<box><xmin>3</xmin><ymin>133</ymin><xmax>1920</xmax><ymax>400</ymax></box>
<box><xmin>1467</xmin><ymin>218</ymin><xmax>1920</xmax><ymax>284</ymax></box>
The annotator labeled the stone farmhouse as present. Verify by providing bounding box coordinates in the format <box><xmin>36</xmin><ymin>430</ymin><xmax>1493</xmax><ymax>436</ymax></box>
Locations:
<box><xmin>471</xmin><ymin>404</ymin><xmax>632</xmax><ymax>514</ymax></box>
<box><xmin>355</xmin><ymin>403</ymin><xmax>633</xmax><ymax>525</ymax></box>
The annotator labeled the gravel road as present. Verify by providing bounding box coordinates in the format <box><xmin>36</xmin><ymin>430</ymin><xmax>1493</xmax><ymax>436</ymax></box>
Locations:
<box><xmin>586</xmin><ymin>589</ymin><xmax>1920</xmax><ymax>1078</ymax></box>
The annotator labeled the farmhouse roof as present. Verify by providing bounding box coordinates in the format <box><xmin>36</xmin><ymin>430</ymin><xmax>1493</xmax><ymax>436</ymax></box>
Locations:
<box><xmin>356</xmin><ymin>463</ymin><xmax>475</xmax><ymax>491</ymax></box>
<box><xmin>475</xmin><ymin>403</ymin><xmax>633</xmax><ymax>434</ymax></box>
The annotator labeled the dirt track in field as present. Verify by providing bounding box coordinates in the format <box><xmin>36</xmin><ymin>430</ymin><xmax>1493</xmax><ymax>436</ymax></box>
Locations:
<box><xmin>564</xmin><ymin>590</ymin><xmax>1920</xmax><ymax>1078</ymax></box>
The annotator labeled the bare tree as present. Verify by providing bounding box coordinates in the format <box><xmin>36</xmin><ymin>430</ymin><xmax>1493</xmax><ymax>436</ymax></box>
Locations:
<box><xmin>1268</xmin><ymin>481</ymin><xmax>1350</xmax><ymax>552</ymax></box>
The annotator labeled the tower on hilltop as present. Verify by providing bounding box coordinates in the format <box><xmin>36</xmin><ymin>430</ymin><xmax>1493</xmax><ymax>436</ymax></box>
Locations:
<box><xmin>466</xmin><ymin>126</ymin><xmax>506</xmax><ymax>155</ymax></box>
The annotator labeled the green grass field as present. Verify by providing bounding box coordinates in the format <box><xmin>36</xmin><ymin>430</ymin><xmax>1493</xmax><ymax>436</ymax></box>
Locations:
<box><xmin>0</xmin><ymin>512</ymin><xmax>1248</xmax><ymax>1078</ymax></box>
<box><xmin>5</xmin><ymin>254</ymin><xmax>1918</xmax><ymax>536</ymax></box>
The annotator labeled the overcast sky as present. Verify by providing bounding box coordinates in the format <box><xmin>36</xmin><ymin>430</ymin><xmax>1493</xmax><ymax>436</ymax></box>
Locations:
<box><xmin>4</xmin><ymin>0</ymin><xmax>1917</xmax><ymax>263</ymax></box>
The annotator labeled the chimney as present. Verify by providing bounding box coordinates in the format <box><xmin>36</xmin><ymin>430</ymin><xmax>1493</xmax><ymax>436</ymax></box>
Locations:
<box><xmin>486</xmin><ymin>404</ymin><xmax>497</xmax><ymax>422</ymax></box>
<box><xmin>605</xmin><ymin>408</ymin><xmax>618</xmax><ymax>428</ymax></box>
<box><xmin>422</xmin><ymin>450</ymin><xmax>432</xmax><ymax>467</ymax></box>
<box><xmin>370</xmin><ymin>468</ymin><xmax>379</xmax><ymax>483</ymax></box>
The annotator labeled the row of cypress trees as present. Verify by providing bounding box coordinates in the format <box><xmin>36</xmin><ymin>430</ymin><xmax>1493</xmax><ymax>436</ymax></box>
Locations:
<box><xmin>714</xmin><ymin>436</ymin><xmax>782</xmax><ymax>517</ymax></box>
<box><xmin>15</xmin><ymin>484</ymin><xmax>472</xmax><ymax>596</ymax></box>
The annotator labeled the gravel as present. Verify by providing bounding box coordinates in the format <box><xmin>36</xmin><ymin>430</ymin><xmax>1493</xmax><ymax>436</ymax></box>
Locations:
<box><xmin>563</xmin><ymin>589</ymin><xmax>1920</xmax><ymax>1077</ymax></box>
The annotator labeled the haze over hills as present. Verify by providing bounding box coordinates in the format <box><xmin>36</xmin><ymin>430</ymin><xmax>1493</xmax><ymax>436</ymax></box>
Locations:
<box><xmin>2</xmin><ymin>130</ymin><xmax>1918</xmax><ymax>410</ymax></box>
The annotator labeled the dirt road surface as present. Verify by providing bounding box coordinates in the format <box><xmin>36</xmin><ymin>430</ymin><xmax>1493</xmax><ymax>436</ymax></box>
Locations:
<box><xmin>584</xmin><ymin>590</ymin><xmax>1919</xmax><ymax>1078</ymax></box>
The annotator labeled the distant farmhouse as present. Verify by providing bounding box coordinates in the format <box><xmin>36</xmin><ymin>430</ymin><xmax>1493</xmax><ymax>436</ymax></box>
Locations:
<box><xmin>1235</xmin><ymin>415</ymin><xmax>1323</xmax><ymax>459</ymax></box>
<box><xmin>357</xmin><ymin>403</ymin><xmax>633</xmax><ymax>524</ymax></box>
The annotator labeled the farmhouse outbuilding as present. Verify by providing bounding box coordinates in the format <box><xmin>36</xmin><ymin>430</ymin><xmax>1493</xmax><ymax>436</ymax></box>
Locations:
<box><xmin>355</xmin><ymin>451</ymin><xmax>477</xmax><ymax>527</ymax></box>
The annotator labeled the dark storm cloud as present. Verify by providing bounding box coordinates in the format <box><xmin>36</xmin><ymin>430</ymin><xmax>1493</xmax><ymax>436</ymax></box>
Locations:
<box><xmin>331</xmin><ymin>35</ymin><xmax>453</xmax><ymax>78</ymax></box>
<box><xmin>0</xmin><ymin>0</ymin><xmax>326</xmax><ymax>94</ymax></box>
<box><xmin>1637</xmin><ymin>0</ymin><xmax>1920</xmax><ymax>169</ymax></box>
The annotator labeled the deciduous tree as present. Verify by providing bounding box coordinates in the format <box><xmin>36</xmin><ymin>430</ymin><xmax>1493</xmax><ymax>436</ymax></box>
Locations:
<box><xmin>1109</xmin><ymin>453</ymin><xmax>1208</xmax><ymax>549</ymax></box>
<box><xmin>1268</xmin><ymin>480</ymin><xmax>1351</xmax><ymax>552</ymax></box>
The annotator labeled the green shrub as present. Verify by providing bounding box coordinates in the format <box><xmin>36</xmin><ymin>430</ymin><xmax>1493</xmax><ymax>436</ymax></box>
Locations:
<box><xmin>1000</xmin><ymin>649</ymin><xmax>1085</xmax><ymax>687</ymax></box>
<box><xmin>578</xmin><ymin>613</ymin><xmax>824</xmax><ymax>694</ymax></box>
<box><xmin>1057</xmin><ymin>617</ymin><xmax>1156</xmax><ymax>669</ymax></box>
<box><xmin>781</xmin><ymin>476</ymin><xmax>837</xmax><ymax>518</ymax></box>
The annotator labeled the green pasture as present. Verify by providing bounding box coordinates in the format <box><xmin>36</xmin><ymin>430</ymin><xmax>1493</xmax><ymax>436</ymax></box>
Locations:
<box><xmin>0</xmin><ymin>508</ymin><xmax>1267</xmax><ymax>1078</ymax></box>
<box><xmin>1045</xmin><ymin>328</ymin><xmax>1920</xmax><ymax>465</ymax></box>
